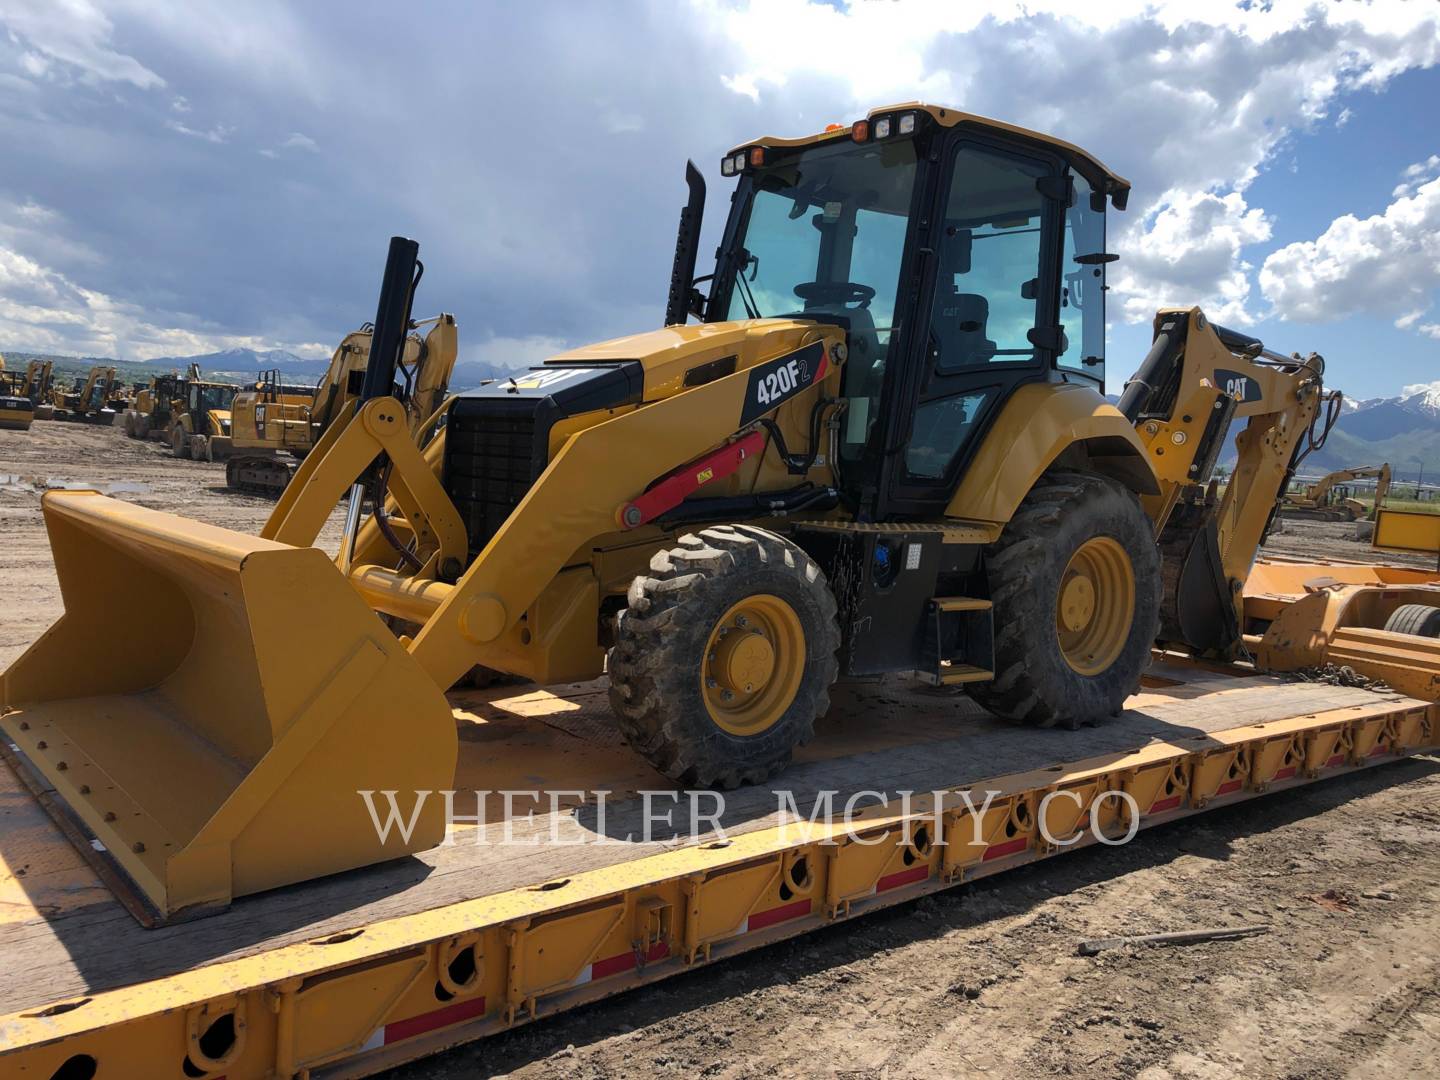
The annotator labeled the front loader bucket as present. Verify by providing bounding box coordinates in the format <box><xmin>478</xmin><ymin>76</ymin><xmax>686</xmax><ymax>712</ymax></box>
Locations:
<box><xmin>0</xmin><ymin>491</ymin><xmax>457</xmax><ymax>919</ymax></box>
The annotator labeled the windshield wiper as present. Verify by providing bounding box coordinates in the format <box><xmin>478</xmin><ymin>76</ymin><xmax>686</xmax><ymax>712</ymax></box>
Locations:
<box><xmin>734</xmin><ymin>247</ymin><xmax>761</xmax><ymax>319</ymax></box>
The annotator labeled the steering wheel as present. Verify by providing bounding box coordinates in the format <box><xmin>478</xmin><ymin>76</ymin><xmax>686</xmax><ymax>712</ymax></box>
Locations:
<box><xmin>793</xmin><ymin>281</ymin><xmax>876</xmax><ymax>308</ymax></box>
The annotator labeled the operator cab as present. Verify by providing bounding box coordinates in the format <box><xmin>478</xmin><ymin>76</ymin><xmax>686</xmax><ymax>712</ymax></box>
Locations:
<box><xmin>694</xmin><ymin>104</ymin><xmax>1128</xmax><ymax>518</ymax></box>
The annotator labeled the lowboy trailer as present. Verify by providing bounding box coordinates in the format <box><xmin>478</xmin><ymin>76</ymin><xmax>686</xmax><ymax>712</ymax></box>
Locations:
<box><xmin>1</xmin><ymin>640</ymin><xmax>1436</xmax><ymax>1079</ymax></box>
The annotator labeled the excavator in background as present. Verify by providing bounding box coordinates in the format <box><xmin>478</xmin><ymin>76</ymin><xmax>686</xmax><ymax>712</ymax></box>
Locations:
<box><xmin>5</xmin><ymin>103</ymin><xmax>1436</xmax><ymax>922</ymax></box>
<box><xmin>167</xmin><ymin>375</ymin><xmax>240</xmax><ymax>460</ymax></box>
<box><xmin>1279</xmin><ymin>463</ymin><xmax>1391</xmax><ymax>522</ymax></box>
<box><xmin>224</xmin><ymin>319</ymin><xmax>458</xmax><ymax>495</ymax></box>
<box><xmin>22</xmin><ymin>359</ymin><xmax>55</xmax><ymax>419</ymax></box>
<box><xmin>50</xmin><ymin>364</ymin><xmax>127</xmax><ymax>421</ymax></box>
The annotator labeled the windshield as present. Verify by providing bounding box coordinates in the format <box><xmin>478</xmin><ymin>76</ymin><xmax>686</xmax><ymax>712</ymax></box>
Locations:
<box><xmin>726</xmin><ymin>138</ymin><xmax>917</xmax><ymax>329</ymax></box>
<box><xmin>197</xmin><ymin>385</ymin><xmax>233</xmax><ymax>411</ymax></box>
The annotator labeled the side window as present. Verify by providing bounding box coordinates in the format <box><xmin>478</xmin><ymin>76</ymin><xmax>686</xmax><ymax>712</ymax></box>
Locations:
<box><xmin>904</xmin><ymin>390</ymin><xmax>996</xmax><ymax>480</ymax></box>
<box><xmin>931</xmin><ymin>147</ymin><xmax>1048</xmax><ymax>373</ymax></box>
<box><xmin>1059</xmin><ymin>171</ymin><xmax>1106</xmax><ymax>379</ymax></box>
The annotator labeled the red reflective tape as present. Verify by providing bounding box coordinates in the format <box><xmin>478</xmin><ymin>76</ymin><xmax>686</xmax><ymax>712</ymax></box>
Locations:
<box><xmin>1325</xmin><ymin>753</ymin><xmax>1345</xmax><ymax>768</ymax></box>
<box><xmin>876</xmin><ymin>865</ymin><xmax>930</xmax><ymax>893</ymax></box>
<box><xmin>1274</xmin><ymin>766</ymin><xmax>1297</xmax><ymax>781</ymax></box>
<box><xmin>620</xmin><ymin>430</ymin><xmax>766</xmax><ymax>528</ymax></box>
<box><xmin>982</xmin><ymin>836</ymin><xmax>1029</xmax><ymax>861</ymax></box>
<box><xmin>1369</xmin><ymin>744</ymin><xmax>1387</xmax><ymax>757</ymax></box>
<box><xmin>1149</xmin><ymin>794</ymin><xmax>1182</xmax><ymax>814</ymax></box>
<box><xmin>1216</xmin><ymin>779</ymin><xmax>1243</xmax><ymax>796</ymax></box>
<box><xmin>814</xmin><ymin>350</ymin><xmax>830</xmax><ymax>381</ymax></box>
<box><xmin>747</xmin><ymin>897</ymin><xmax>812</xmax><ymax>932</ymax></box>
<box><xmin>384</xmin><ymin>995</ymin><xmax>488</xmax><ymax>1045</ymax></box>
<box><xmin>591</xmin><ymin>941</ymin><xmax>670</xmax><ymax>980</ymax></box>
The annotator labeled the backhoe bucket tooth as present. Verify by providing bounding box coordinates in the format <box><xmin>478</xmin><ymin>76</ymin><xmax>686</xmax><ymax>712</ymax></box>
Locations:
<box><xmin>0</xmin><ymin>491</ymin><xmax>457</xmax><ymax>919</ymax></box>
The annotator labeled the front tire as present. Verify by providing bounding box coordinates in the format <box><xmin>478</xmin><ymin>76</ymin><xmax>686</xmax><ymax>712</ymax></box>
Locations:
<box><xmin>608</xmin><ymin>525</ymin><xmax>840</xmax><ymax>788</ymax></box>
<box><xmin>967</xmin><ymin>471</ymin><xmax>1160</xmax><ymax>728</ymax></box>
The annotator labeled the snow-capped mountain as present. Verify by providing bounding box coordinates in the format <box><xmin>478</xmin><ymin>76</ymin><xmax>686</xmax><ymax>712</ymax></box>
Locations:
<box><xmin>1344</xmin><ymin>379</ymin><xmax>1440</xmax><ymax>420</ymax></box>
<box><xmin>147</xmin><ymin>346</ymin><xmax>317</xmax><ymax>373</ymax></box>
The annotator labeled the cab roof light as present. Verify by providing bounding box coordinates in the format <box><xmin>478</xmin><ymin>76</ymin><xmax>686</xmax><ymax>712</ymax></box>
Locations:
<box><xmin>748</xmin><ymin>146</ymin><xmax>765</xmax><ymax>167</ymax></box>
<box><xmin>851</xmin><ymin>119</ymin><xmax>869</xmax><ymax>142</ymax></box>
<box><xmin>873</xmin><ymin>117</ymin><xmax>892</xmax><ymax>139</ymax></box>
<box><xmin>721</xmin><ymin>156</ymin><xmax>736</xmax><ymax>177</ymax></box>
<box><xmin>898</xmin><ymin>112</ymin><xmax>916</xmax><ymax>135</ymax></box>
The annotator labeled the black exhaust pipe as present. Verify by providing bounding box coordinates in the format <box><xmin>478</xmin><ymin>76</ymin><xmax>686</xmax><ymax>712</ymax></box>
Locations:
<box><xmin>664</xmin><ymin>161</ymin><xmax>706</xmax><ymax>327</ymax></box>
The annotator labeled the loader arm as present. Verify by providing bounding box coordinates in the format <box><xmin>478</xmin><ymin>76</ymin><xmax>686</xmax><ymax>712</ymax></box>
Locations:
<box><xmin>1120</xmin><ymin>307</ymin><xmax>1332</xmax><ymax>656</ymax></box>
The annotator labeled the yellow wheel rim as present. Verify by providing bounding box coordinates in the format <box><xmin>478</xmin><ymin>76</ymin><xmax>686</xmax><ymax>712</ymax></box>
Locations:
<box><xmin>702</xmin><ymin>593</ymin><xmax>806</xmax><ymax>736</ymax></box>
<box><xmin>1055</xmin><ymin>536</ymin><xmax>1135</xmax><ymax>676</ymax></box>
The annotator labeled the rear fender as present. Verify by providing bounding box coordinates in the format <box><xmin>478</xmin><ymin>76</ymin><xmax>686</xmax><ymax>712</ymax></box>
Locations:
<box><xmin>944</xmin><ymin>382</ymin><xmax>1158</xmax><ymax>526</ymax></box>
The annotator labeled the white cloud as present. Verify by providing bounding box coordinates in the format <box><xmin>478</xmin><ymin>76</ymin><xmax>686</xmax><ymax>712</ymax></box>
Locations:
<box><xmin>702</xmin><ymin>0</ymin><xmax>1440</xmax><ymax>324</ymax></box>
<box><xmin>279</xmin><ymin>131</ymin><xmax>317</xmax><ymax>151</ymax></box>
<box><xmin>1111</xmin><ymin>190</ymin><xmax>1273</xmax><ymax>324</ymax></box>
<box><xmin>165</xmin><ymin>117</ymin><xmax>233</xmax><ymax>144</ymax></box>
<box><xmin>0</xmin><ymin>0</ymin><xmax>163</xmax><ymax>88</ymax></box>
<box><xmin>1419</xmin><ymin>324</ymin><xmax>1440</xmax><ymax>341</ymax></box>
<box><xmin>1259</xmin><ymin>176</ymin><xmax>1440</xmax><ymax>324</ymax></box>
<box><xmin>1393</xmin><ymin>154</ymin><xmax>1440</xmax><ymax>198</ymax></box>
<box><xmin>0</xmin><ymin>206</ymin><xmax>325</xmax><ymax>360</ymax></box>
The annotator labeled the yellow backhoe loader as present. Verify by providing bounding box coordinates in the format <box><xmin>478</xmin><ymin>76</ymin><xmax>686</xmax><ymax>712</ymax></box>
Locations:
<box><xmin>225</xmin><ymin>318</ymin><xmax>458</xmax><ymax>495</ymax></box>
<box><xmin>124</xmin><ymin>364</ymin><xmax>200</xmax><ymax>440</ymax></box>
<box><xmin>1280</xmin><ymin>463</ymin><xmax>1391</xmax><ymax>522</ymax></box>
<box><xmin>51</xmin><ymin>364</ymin><xmax>127</xmax><ymax>421</ymax></box>
<box><xmin>1</xmin><ymin>104</ymin><xmax>1385</xmax><ymax>921</ymax></box>
<box><xmin>167</xmin><ymin>375</ymin><xmax>240</xmax><ymax>460</ymax></box>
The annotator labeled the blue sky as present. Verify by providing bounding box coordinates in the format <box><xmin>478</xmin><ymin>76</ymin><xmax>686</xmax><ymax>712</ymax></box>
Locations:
<box><xmin>0</xmin><ymin>0</ymin><xmax>1436</xmax><ymax>402</ymax></box>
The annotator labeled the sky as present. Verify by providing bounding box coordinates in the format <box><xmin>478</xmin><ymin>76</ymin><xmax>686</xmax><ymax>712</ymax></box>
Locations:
<box><xmin>0</xmin><ymin>0</ymin><xmax>1436</xmax><ymax>400</ymax></box>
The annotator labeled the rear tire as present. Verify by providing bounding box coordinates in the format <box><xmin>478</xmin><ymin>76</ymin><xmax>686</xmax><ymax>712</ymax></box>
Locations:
<box><xmin>966</xmin><ymin>471</ymin><xmax>1160</xmax><ymax>729</ymax></box>
<box><xmin>171</xmin><ymin>426</ymin><xmax>190</xmax><ymax>459</ymax></box>
<box><xmin>608</xmin><ymin>525</ymin><xmax>840</xmax><ymax>788</ymax></box>
<box><xmin>1384</xmin><ymin>604</ymin><xmax>1440</xmax><ymax>638</ymax></box>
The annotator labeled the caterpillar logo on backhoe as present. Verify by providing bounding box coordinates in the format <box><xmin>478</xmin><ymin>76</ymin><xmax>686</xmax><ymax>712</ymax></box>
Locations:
<box><xmin>739</xmin><ymin>341</ymin><xmax>826</xmax><ymax>425</ymax></box>
<box><xmin>1215</xmin><ymin>368</ymin><xmax>1263</xmax><ymax>403</ymax></box>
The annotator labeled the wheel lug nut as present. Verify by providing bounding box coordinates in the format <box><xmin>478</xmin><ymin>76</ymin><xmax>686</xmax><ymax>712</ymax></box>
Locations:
<box><xmin>721</xmin><ymin>689</ymin><xmax>734</xmax><ymax>702</ymax></box>
<box><xmin>735</xmin><ymin>614</ymin><xmax>749</xmax><ymax>628</ymax></box>
<box><xmin>706</xmin><ymin>677</ymin><xmax>718</xmax><ymax>688</ymax></box>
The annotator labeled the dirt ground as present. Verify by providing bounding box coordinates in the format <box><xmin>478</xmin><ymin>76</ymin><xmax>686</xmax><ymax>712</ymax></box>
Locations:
<box><xmin>1</xmin><ymin>420</ymin><xmax>1438</xmax><ymax>1079</ymax></box>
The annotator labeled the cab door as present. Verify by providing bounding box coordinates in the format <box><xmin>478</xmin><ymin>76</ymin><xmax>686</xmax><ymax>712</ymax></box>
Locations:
<box><xmin>878</xmin><ymin>137</ymin><xmax>1065</xmax><ymax>517</ymax></box>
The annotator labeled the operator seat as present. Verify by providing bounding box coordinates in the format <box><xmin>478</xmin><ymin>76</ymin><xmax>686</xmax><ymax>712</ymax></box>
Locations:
<box><xmin>936</xmin><ymin>292</ymin><xmax>997</xmax><ymax>368</ymax></box>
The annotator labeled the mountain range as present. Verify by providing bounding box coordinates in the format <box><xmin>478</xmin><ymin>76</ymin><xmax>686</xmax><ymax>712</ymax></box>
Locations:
<box><xmin>1316</xmin><ymin>380</ymin><xmax>1440</xmax><ymax>482</ymax></box>
<box><xmin>144</xmin><ymin>345</ymin><xmax>514</xmax><ymax>388</ymax></box>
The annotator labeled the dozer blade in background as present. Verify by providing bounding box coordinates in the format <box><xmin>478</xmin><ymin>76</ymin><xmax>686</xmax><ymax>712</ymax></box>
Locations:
<box><xmin>0</xmin><ymin>490</ymin><xmax>457</xmax><ymax>921</ymax></box>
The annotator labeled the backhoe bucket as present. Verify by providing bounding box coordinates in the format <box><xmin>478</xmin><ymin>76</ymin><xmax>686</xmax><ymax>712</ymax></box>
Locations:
<box><xmin>0</xmin><ymin>491</ymin><xmax>457</xmax><ymax>919</ymax></box>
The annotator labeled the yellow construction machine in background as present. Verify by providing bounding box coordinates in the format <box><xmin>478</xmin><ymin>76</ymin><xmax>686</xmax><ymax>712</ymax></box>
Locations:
<box><xmin>124</xmin><ymin>364</ymin><xmax>199</xmax><ymax>441</ymax></box>
<box><xmin>225</xmin><ymin>317</ymin><xmax>458</xmax><ymax>495</ymax></box>
<box><xmin>1280</xmin><ymin>463</ymin><xmax>1392</xmax><ymax>522</ymax></box>
<box><xmin>0</xmin><ymin>368</ymin><xmax>34</xmax><ymax>430</ymax></box>
<box><xmin>50</xmin><ymin>364</ymin><xmax>127</xmax><ymax>421</ymax></box>
<box><xmin>4</xmin><ymin>104</ymin><xmax>1438</xmax><ymax>922</ymax></box>
<box><xmin>167</xmin><ymin>375</ymin><xmax>240</xmax><ymax>460</ymax></box>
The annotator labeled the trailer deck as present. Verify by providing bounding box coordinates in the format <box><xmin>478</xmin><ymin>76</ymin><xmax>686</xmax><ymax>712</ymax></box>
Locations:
<box><xmin>1</xmin><ymin>657</ymin><xmax>1434</xmax><ymax>1078</ymax></box>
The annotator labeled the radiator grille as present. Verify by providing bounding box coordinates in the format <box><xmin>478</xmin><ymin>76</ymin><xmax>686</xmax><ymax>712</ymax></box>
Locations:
<box><xmin>444</xmin><ymin>400</ymin><xmax>541</xmax><ymax>561</ymax></box>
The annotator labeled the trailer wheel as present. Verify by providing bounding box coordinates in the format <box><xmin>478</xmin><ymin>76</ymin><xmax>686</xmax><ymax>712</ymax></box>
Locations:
<box><xmin>967</xmin><ymin>471</ymin><xmax>1161</xmax><ymax>729</ymax></box>
<box><xmin>608</xmin><ymin>525</ymin><xmax>839</xmax><ymax>788</ymax></box>
<box><xmin>1384</xmin><ymin>604</ymin><xmax>1440</xmax><ymax>638</ymax></box>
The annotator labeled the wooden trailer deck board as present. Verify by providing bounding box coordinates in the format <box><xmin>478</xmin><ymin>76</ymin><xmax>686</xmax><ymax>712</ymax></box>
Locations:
<box><xmin>0</xmin><ymin>659</ymin><xmax>1425</xmax><ymax>1018</ymax></box>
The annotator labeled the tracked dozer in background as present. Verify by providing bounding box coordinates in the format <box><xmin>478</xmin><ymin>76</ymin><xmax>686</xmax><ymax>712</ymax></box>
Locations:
<box><xmin>4</xmin><ymin>104</ymin><xmax>1392</xmax><ymax>922</ymax></box>
<box><xmin>1279</xmin><ymin>463</ymin><xmax>1392</xmax><ymax>522</ymax></box>
<box><xmin>225</xmin><ymin>318</ymin><xmax>458</xmax><ymax>495</ymax></box>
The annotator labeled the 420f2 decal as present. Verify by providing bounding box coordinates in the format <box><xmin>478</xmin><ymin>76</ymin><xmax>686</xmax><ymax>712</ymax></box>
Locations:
<box><xmin>738</xmin><ymin>341</ymin><xmax>828</xmax><ymax>426</ymax></box>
